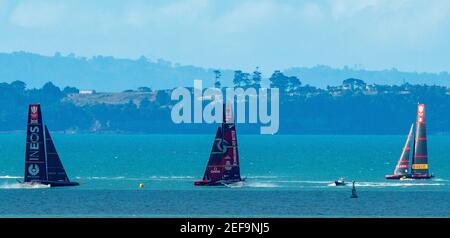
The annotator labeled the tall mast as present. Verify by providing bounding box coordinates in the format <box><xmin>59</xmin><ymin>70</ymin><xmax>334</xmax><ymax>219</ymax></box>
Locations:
<box><xmin>411</xmin><ymin>104</ymin><xmax>429</xmax><ymax>176</ymax></box>
<box><xmin>24</xmin><ymin>104</ymin><xmax>47</xmax><ymax>182</ymax></box>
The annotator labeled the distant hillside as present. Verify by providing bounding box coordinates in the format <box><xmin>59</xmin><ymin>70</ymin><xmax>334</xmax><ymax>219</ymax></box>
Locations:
<box><xmin>64</xmin><ymin>91</ymin><xmax>157</xmax><ymax>107</ymax></box>
<box><xmin>284</xmin><ymin>65</ymin><xmax>450</xmax><ymax>88</ymax></box>
<box><xmin>1</xmin><ymin>77</ymin><xmax>450</xmax><ymax>135</ymax></box>
<box><xmin>2</xmin><ymin>52</ymin><xmax>450</xmax><ymax>92</ymax></box>
<box><xmin>0</xmin><ymin>52</ymin><xmax>235</xmax><ymax>92</ymax></box>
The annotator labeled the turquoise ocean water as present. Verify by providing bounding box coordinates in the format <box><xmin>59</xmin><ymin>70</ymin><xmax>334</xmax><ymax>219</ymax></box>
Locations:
<box><xmin>0</xmin><ymin>134</ymin><xmax>449</xmax><ymax>217</ymax></box>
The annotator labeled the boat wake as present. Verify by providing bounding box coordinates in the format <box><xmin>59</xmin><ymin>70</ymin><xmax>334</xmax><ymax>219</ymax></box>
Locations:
<box><xmin>327</xmin><ymin>183</ymin><xmax>349</xmax><ymax>187</ymax></box>
<box><xmin>246</xmin><ymin>176</ymin><xmax>282</xmax><ymax>179</ymax></box>
<box><xmin>223</xmin><ymin>181</ymin><xmax>246</xmax><ymax>188</ymax></box>
<box><xmin>354</xmin><ymin>182</ymin><xmax>444</xmax><ymax>187</ymax></box>
<box><xmin>244</xmin><ymin>181</ymin><xmax>279</xmax><ymax>188</ymax></box>
<box><xmin>432</xmin><ymin>178</ymin><xmax>449</xmax><ymax>182</ymax></box>
<box><xmin>0</xmin><ymin>182</ymin><xmax>50</xmax><ymax>189</ymax></box>
<box><xmin>75</xmin><ymin>176</ymin><xmax>126</xmax><ymax>180</ymax></box>
<box><xmin>147</xmin><ymin>176</ymin><xmax>195</xmax><ymax>180</ymax></box>
<box><xmin>75</xmin><ymin>176</ymin><xmax>195</xmax><ymax>181</ymax></box>
<box><xmin>253</xmin><ymin>179</ymin><xmax>447</xmax><ymax>188</ymax></box>
<box><xmin>275</xmin><ymin>180</ymin><xmax>331</xmax><ymax>184</ymax></box>
<box><xmin>326</xmin><ymin>181</ymin><xmax>445</xmax><ymax>187</ymax></box>
<box><xmin>0</xmin><ymin>175</ymin><xmax>22</xmax><ymax>179</ymax></box>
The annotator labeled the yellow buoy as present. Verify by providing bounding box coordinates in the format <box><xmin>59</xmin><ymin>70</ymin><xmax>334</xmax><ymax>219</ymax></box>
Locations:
<box><xmin>139</xmin><ymin>183</ymin><xmax>144</xmax><ymax>188</ymax></box>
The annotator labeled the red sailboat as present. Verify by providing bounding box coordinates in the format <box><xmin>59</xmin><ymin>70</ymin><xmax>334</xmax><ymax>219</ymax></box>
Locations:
<box><xmin>194</xmin><ymin>104</ymin><xmax>244</xmax><ymax>186</ymax></box>
<box><xmin>386</xmin><ymin>104</ymin><xmax>434</xmax><ymax>180</ymax></box>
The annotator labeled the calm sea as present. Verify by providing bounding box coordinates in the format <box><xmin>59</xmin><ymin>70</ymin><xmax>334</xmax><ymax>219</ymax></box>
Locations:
<box><xmin>0</xmin><ymin>134</ymin><xmax>449</xmax><ymax>217</ymax></box>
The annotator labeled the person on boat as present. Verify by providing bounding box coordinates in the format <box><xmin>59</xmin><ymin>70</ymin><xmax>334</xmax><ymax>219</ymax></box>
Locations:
<box><xmin>335</xmin><ymin>177</ymin><xmax>346</xmax><ymax>186</ymax></box>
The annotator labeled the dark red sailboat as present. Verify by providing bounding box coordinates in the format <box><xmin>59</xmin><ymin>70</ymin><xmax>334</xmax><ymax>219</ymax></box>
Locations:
<box><xmin>386</xmin><ymin>104</ymin><xmax>434</xmax><ymax>180</ymax></box>
<box><xmin>194</xmin><ymin>104</ymin><xmax>244</xmax><ymax>186</ymax></box>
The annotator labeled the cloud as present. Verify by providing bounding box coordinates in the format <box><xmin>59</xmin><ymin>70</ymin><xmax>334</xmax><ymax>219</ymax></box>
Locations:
<box><xmin>1</xmin><ymin>0</ymin><xmax>450</xmax><ymax>72</ymax></box>
<box><xmin>9</xmin><ymin>1</ymin><xmax>66</xmax><ymax>28</ymax></box>
<box><xmin>157</xmin><ymin>0</ymin><xmax>209</xmax><ymax>20</ymax></box>
<box><xmin>352</xmin><ymin>0</ymin><xmax>450</xmax><ymax>49</ymax></box>
<box><xmin>300</xmin><ymin>2</ymin><xmax>324</xmax><ymax>22</ymax></box>
<box><xmin>213</xmin><ymin>1</ymin><xmax>276</xmax><ymax>33</ymax></box>
<box><xmin>121</xmin><ymin>0</ymin><xmax>211</xmax><ymax>29</ymax></box>
<box><xmin>330</xmin><ymin>0</ymin><xmax>388</xmax><ymax>18</ymax></box>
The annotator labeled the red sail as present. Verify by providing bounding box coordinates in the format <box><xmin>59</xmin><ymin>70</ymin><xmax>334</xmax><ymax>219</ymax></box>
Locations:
<box><xmin>393</xmin><ymin>124</ymin><xmax>413</xmax><ymax>176</ymax></box>
<box><xmin>199</xmin><ymin>104</ymin><xmax>241</xmax><ymax>184</ymax></box>
<box><xmin>411</xmin><ymin>104</ymin><xmax>430</xmax><ymax>176</ymax></box>
<box><xmin>202</xmin><ymin>127</ymin><xmax>225</xmax><ymax>181</ymax></box>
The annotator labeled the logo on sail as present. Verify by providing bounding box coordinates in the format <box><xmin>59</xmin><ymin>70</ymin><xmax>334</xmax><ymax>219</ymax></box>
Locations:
<box><xmin>412</xmin><ymin>164</ymin><xmax>428</xmax><ymax>170</ymax></box>
<box><xmin>28</xmin><ymin>164</ymin><xmax>40</xmax><ymax>176</ymax></box>
<box><xmin>224</xmin><ymin>156</ymin><xmax>232</xmax><ymax>170</ymax></box>
<box><xmin>418</xmin><ymin>105</ymin><xmax>424</xmax><ymax>113</ymax></box>
<box><xmin>211</xmin><ymin>167</ymin><xmax>221</xmax><ymax>173</ymax></box>
<box><xmin>417</xmin><ymin>104</ymin><xmax>425</xmax><ymax>123</ymax></box>
<box><xmin>216</xmin><ymin>138</ymin><xmax>228</xmax><ymax>153</ymax></box>
<box><xmin>30</xmin><ymin>105</ymin><xmax>39</xmax><ymax>121</ymax></box>
<box><xmin>31</xmin><ymin>105</ymin><xmax>38</xmax><ymax>114</ymax></box>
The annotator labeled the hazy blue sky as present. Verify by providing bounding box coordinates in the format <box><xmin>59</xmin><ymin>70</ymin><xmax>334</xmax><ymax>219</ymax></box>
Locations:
<box><xmin>1</xmin><ymin>0</ymin><xmax>450</xmax><ymax>74</ymax></box>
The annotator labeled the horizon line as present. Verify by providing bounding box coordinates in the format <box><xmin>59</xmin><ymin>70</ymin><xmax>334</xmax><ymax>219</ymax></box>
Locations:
<box><xmin>1</xmin><ymin>50</ymin><xmax>449</xmax><ymax>76</ymax></box>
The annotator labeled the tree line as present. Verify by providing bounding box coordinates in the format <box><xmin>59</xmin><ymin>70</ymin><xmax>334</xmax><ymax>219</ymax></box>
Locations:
<box><xmin>1</xmin><ymin>70</ymin><xmax>450</xmax><ymax>134</ymax></box>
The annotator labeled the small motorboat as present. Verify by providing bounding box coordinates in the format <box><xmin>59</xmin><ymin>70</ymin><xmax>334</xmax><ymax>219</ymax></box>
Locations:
<box><xmin>334</xmin><ymin>178</ymin><xmax>346</xmax><ymax>186</ymax></box>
